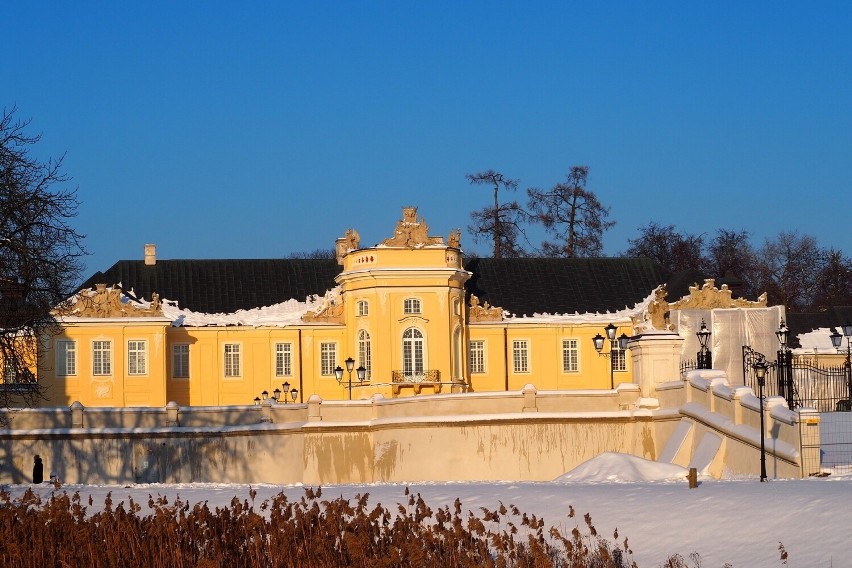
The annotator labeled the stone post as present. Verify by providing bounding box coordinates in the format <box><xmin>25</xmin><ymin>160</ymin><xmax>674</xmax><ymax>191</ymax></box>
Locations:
<box><xmin>260</xmin><ymin>399</ymin><xmax>273</xmax><ymax>423</ymax></box>
<box><xmin>522</xmin><ymin>384</ymin><xmax>537</xmax><ymax>412</ymax></box>
<box><xmin>307</xmin><ymin>394</ymin><xmax>323</xmax><ymax>422</ymax></box>
<box><xmin>628</xmin><ymin>331</ymin><xmax>685</xmax><ymax>400</ymax></box>
<box><xmin>70</xmin><ymin>401</ymin><xmax>84</xmax><ymax>428</ymax></box>
<box><xmin>166</xmin><ymin>401</ymin><xmax>180</xmax><ymax>427</ymax></box>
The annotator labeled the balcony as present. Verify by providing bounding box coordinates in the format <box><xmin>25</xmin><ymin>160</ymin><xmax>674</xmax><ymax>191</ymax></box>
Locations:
<box><xmin>391</xmin><ymin>369</ymin><xmax>441</xmax><ymax>395</ymax></box>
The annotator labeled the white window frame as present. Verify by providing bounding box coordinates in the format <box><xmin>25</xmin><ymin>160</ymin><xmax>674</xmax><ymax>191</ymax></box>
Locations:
<box><xmin>127</xmin><ymin>340</ymin><xmax>148</xmax><ymax>376</ymax></box>
<box><xmin>562</xmin><ymin>339</ymin><xmax>579</xmax><ymax>373</ymax></box>
<box><xmin>357</xmin><ymin>300</ymin><xmax>369</xmax><ymax>317</ymax></box>
<box><xmin>92</xmin><ymin>340</ymin><xmax>112</xmax><ymax>376</ymax></box>
<box><xmin>612</xmin><ymin>348</ymin><xmax>627</xmax><ymax>372</ymax></box>
<box><xmin>320</xmin><ymin>342</ymin><xmax>337</xmax><ymax>376</ymax></box>
<box><xmin>403</xmin><ymin>297</ymin><xmax>421</xmax><ymax>315</ymax></box>
<box><xmin>56</xmin><ymin>340</ymin><xmax>77</xmax><ymax>377</ymax></box>
<box><xmin>275</xmin><ymin>342</ymin><xmax>293</xmax><ymax>377</ymax></box>
<box><xmin>469</xmin><ymin>340</ymin><xmax>485</xmax><ymax>374</ymax></box>
<box><xmin>3</xmin><ymin>361</ymin><xmax>16</xmax><ymax>383</ymax></box>
<box><xmin>223</xmin><ymin>343</ymin><xmax>242</xmax><ymax>378</ymax></box>
<box><xmin>512</xmin><ymin>339</ymin><xmax>529</xmax><ymax>374</ymax></box>
<box><xmin>357</xmin><ymin>330</ymin><xmax>371</xmax><ymax>379</ymax></box>
<box><xmin>402</xmin><ymin>327</ymin><xmax>425</xmax><ymax>376</ymax></box>
<box><xmin>172</xmin><ymin>344</ymin><xmax>190</xmax><ymax>379</ymax></box>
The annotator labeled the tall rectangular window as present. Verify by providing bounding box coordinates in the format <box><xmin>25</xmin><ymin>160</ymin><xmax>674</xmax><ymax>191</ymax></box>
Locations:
<box><xmin>320</xmin><ymin>342</ymin><xmax>336</xmax><ymax>376</ymax></box>
<box><xmin>275</xmin><ymin>343</ymin><xmax>292</xmax><ymax>376</ymax></box>
<box><xmin>3</xmin><ymin>362</ymin><xmax>16</xmax><ymax>383</ymax></box>
<box><xmin>92</xmin><ymin>340</ymin><xmax>112</xmax><ymax>376</ymax></box>
<box><xmin>56</xmin><ymin>340</ymin><xmax>77</xmax><ymax>376</ymax></box>
<box><xmin>172</xmin><ymin>344</ymin><xmax>189</xmax><ymax>379</ymax></box>
<box><xmin>224</xmin><ymin>343</ymin><xmax>241</xmax><ymax>377</ymax></box>
<box><xmin>127</xmin><ymin>340</ymin><xmax>147</xmax><ymax>375</ymax></box>
<box><xmin>512</xmin><ymin>340</ymin><xmax>529</xmax><ymax>373</ymax></box>
<box><xmin>562</xmin><ymin>339</ymin><xmax>579</xmax><ymax>372</ymax></box>
<box><xmin>469</xmin><ymin>340</ymin><xmax>485</xmax><ymax>374</ymax></box>
<box><xmin>612</xmin><ymin>349</ymin><xmax>627</xmax><ymax>372</ymax></box>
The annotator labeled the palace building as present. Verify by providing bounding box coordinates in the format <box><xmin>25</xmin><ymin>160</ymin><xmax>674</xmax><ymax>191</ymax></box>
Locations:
<box><xmin>37</xmin><ymin>207</ymin><xmax>771</xmax><ymax>408</ymax></box>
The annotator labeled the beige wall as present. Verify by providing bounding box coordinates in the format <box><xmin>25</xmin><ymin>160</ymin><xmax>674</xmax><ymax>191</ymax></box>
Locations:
<box><xmin>0</xmin><ymin>369</ymin><xmax>817</xmax><ymax>484</ymax></box>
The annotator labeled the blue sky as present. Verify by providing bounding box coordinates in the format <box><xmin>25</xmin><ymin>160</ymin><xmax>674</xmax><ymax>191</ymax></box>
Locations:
<box><xmin>5</xmin><ymin>2</ymin><xmax>851</xmax><ymax>277</ymax></box>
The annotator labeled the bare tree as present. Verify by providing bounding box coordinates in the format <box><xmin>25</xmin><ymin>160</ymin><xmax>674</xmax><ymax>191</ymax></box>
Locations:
<box><xmin>0</xmin><ymin>106</ymin><xmax>86</xmax><ymax>409</ymax></box>
<box><xmin>811</xmin><ymin>249</ymin><xmax>852</xmax><ymax>310</ymax></box>
<box><xmin>466</xmin><ymin>170</ymin><xmax>527</xmax><ymax>258</ymax></box>
<box><xmin>753</xmin><ymin>231</ymin><xmax>826</xmax><ymax>312</ymax></box>
<box><xmin>625</xmin><ymin>222</ymin><xmax>706</xmax><ymax>274</ymax></box>
<box><xmin>287</xmin><ymin>248</ymin><xmax>337</xmax><ymax>259</ymax></box>
<box><xmin>707</xmin><ymin>229</ymin><xmax>760</xmax><ymax>296</ymax></box>
<box><xmin>526</xmin><ymin>166</ymin><xmax>614</xmax><ymax>257</ymax></box>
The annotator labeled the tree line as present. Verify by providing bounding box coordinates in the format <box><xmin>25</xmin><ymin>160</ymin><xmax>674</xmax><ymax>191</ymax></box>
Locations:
<box><xmin>466</xmin><ymin>167</ymin><xmax>851</xmax><ymax>312</ymax></box>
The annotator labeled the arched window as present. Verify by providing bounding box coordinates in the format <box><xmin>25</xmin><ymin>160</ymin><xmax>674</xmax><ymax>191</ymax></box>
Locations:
<box><xmin>402</xmin><ymin>327</ymin><xmax>425</xmax><ymax>377</ymax></box>
<box><xmin>358</xmin><ymin>329</ymin><xmax>372</xmax><ymax>379</ymax></box>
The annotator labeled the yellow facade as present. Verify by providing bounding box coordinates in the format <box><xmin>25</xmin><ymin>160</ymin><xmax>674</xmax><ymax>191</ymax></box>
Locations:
<box><xmin>38</xmin><ymin>210</ymin><xmax>634</xmax><ymax>408</ymax></box>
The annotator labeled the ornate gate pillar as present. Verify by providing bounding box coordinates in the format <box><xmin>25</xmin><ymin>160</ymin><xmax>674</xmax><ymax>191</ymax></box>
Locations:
<box><xmin>628</xmin><ymin>332</ymin><xmax>685</xmax><ymax>399</ymax></box>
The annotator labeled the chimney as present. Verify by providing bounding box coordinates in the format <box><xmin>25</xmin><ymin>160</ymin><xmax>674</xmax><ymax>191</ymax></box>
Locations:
<box><xmin>144</xmin><ymin>244</ymin><xmax>156</xmax><ymax>266</ymax></box>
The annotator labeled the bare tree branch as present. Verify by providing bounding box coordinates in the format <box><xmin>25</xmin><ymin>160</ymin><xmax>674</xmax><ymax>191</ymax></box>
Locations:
<box><xmin>0</xmin><ymin>106</ymin><xmax>86</xmax><ymax>412</ymax></box>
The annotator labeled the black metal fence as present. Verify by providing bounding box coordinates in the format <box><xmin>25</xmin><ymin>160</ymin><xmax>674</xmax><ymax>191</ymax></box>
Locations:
<box><xmin>742</xmin><ymin>345</ymin><xmax>852</xmax><ymax>412</ymax></box>
<box><xmin>815</xmin><ymin>410</ymin><xmax>852</xmax><ymax>475</ymax></box>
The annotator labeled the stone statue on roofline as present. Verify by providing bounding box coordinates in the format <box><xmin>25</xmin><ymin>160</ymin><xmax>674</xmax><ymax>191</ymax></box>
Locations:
<box><xmin>335</xmin><ymin>228</ymin><xmax>361</xmax><ymax>264</ymax></box>
<box><xmin>447</xmin><ymin>229</ymin><xmax>461</xmax><ymax>249</ymax></box>
<box><xmin>468</xmin><ymin>294</ymin><xmax>503</xmax><ymax>322</ymax></box>
<box><xmin>638</xmin><ymin>279</ymin><xmax>769</xmax><ymax>331</ymax></box>
<box><xmin>381</xmin><ymin>206</ymin><xmax>444</xmax><ymax>248</ymax></box>
<box><xmin>56</xmin><ymin>284</ymin><xmax>164</xmax><ymax>318</ymax></box>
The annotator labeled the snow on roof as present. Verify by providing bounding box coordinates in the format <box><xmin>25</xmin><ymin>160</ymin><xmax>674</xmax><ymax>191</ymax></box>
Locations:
<box><xmin>502</xmin><ymin>289</ymin><xmax>655</xmax><ymax>325</ymax></box>
<box><xmin>61</xmin><ymin>285</ymin><xmax>658</xmax><ymax>328</ymax></box>
<box><xmin>161</xmin><ymin>295</ymin><xmax>324</xmax><ymax>327</ymax></box>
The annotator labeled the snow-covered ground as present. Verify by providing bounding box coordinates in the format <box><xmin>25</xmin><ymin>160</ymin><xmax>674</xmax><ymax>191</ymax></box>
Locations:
<box><xmin>6</xmin><ymin>452</ymin><xmax>851</xmax><ymax>567</ymax></box>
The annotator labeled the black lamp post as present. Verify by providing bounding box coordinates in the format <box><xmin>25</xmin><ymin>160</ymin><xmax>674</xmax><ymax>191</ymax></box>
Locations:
<box><xmin>753</xmin><ymin>358</ymin><xmax>769</xmax><ymax>482</ymax></box>
<box><xmin>830</xmin><ymin>323</ymin><xmax>852</xmax><ymax>401</ymax></box>
<box><xmin>593</xmin><ymin>323</ymin><xmax>630</xmax><ymax>389</ymax></box>
<box><xmin>272</xmin><ymin>381</ymin><xmax>299</xmax><ymax>404</ymax></box>
<box><xmin>335</xmin><ymin>357</ymin><xmax>367</xmax><ymax>400</ymax></box>
<box><xmin>696</xmin><ymin>319</ymin><xmax>712</xmax><ymax>369</ymax></box>
<box><xmin>775</xmin><ymin>320</ymin><xmax>793</xmax><ymax>409</ymax></box>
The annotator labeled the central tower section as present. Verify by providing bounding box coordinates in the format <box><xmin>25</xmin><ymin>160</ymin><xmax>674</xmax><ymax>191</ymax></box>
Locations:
<box><xmin>335</xmin><ymin>207</ymin><xmax>469</xmax><ymax>394</ymax></box>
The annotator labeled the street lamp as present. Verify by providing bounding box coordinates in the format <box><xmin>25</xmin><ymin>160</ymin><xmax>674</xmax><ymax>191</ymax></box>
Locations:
<box><xmin>696</xmin><ymin>319</ymin><xmax>712</xmax><ymax>369</ymax></box>
<box><xmin>775</xmin><ymin>320</ymin><xmax>794</xmax><ymax>409</ymax></box>
<box><xmin>830</xmin><ymin>323</ymin><xmax>852</xmax><ymax>401</ymax></box>
<box><xmin>335</xmin><ymin>357</ymin><xmax>367</xmax><ymax>400</ymax></box>
<box><xmin>753</xmin><ymin>357</ymin><xmax>769</xmax><ymax>482</ymax></box>
<box><xmin>272</xmin><ymin>381</ymin><xmax>299</xmax><ymax>404</ymax></box>
<box><xmin>592</xmin><ymin>323</ymin><xmax>630</xmax><ymax>389</ymax></box>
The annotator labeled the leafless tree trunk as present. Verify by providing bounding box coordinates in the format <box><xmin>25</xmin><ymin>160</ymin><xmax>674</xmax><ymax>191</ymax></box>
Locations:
<box><xmin>466</xmin><ymin>170</ymin><xmax>527</xmax><ymax>258</ymax></box>
<box><xmin>526</xmin><ymin>166</ymin><xmax>614</xmax><ymax>258</ymax></box>
<box><xmin>0</xmin><ymin>106</ymin><xmax>86</xmax><ymax>412</ymax></box>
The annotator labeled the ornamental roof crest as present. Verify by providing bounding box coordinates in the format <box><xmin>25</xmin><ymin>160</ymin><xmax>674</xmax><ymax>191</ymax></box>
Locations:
<box><xmin>468</xmin><ymin>294</ymin><xmax>503</xmax><ymax>322</ymax></box>
<box><xmin>642</xmin><ymin>279</ymin><xmax>768</xmax><ymax>330</ymax></box>
<box><xmin>302</xmin><ymin>287</ymin><xmax>344</xmax><ymax>323</ymax></box>
<box><xmin>381</xmin><ymin>206</ymin><xmax>444</xmax><ymax>248</ymax></box>
<box><xmin>57</xmin><ymin>283</ymin><xmax>164</xmax><ymax>318</ymax></box>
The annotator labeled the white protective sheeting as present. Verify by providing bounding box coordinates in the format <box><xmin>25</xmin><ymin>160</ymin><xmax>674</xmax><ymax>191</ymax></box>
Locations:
<box><xmin>673</xmin><ymin>306</ymin><xmax>785</xmax><ymax>386</ymax></box>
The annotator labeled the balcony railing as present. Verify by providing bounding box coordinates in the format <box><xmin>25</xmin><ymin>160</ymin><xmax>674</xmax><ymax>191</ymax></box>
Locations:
<box><xmin>391</xmin><ymin>370</ymin><xmax>440</xmax><ymax>384</ymax></box>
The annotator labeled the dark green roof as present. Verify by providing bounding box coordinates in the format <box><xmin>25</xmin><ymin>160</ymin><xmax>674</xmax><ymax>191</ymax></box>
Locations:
<box><xmin>786</xmin><ymin>306</ymin><xmax>852</xmax><ymax>348</ymax></box>
<box><xmin>80</xmin><ymin>259</ymin><xmax>342</xmax><ymax>314</ymax></box>
<box><xmin>80</xmin><ymin>256</ymin><xmax>680</xmax><ymax>316</ymax></box>
<box><xmin>464</xmin><ymin>257</ymin><xmax>673</xmax><ymax>316</ymax></box>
